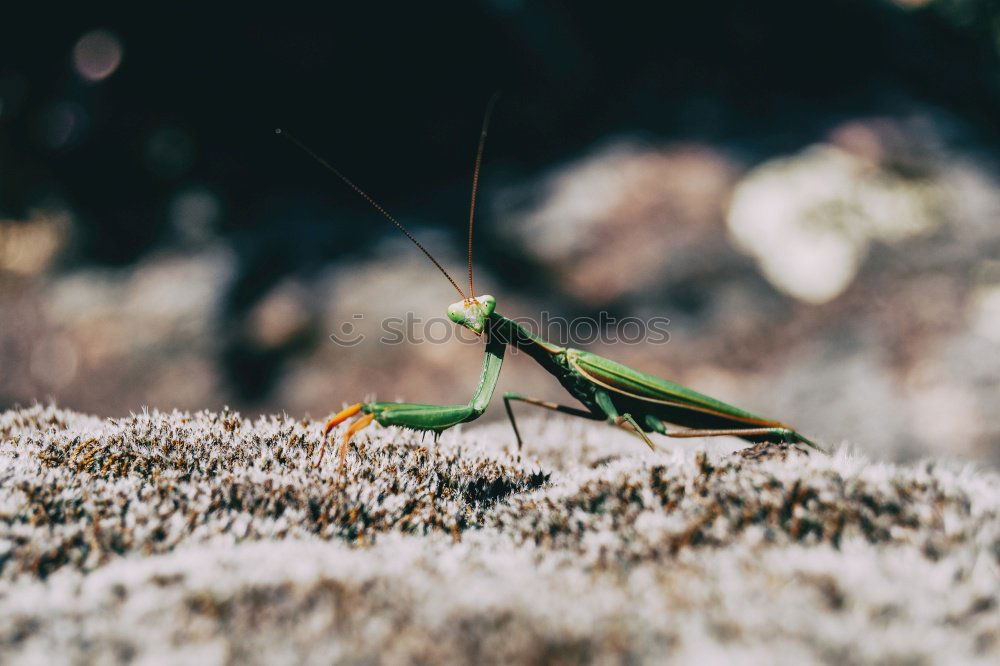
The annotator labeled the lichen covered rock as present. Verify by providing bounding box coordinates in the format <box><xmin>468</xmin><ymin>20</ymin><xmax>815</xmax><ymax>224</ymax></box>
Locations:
<box><xmin>1</xmin><ymin>405</ymin><xmax>998</xmax><ymax>664</ymax></box>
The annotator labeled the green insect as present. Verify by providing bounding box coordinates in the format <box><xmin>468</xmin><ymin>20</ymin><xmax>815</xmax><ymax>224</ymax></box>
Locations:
<box><xmin>278</xmin><ymin>97</ymin><xmax>822</xmax><ymax>469</ymax></box>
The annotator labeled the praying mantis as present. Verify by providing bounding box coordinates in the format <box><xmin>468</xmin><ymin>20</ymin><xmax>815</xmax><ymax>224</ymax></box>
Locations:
<box><xmin>278</xmin><ymin>96</ymin><xmax>822</xmax><ymax>470</ymax></box>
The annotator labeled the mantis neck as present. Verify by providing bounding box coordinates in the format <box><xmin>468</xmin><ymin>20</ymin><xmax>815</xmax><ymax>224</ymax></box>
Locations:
<box><xmin>488</xmin><ymin>313</ymin><xmax>566</xmax><ymax>371</ymax></box>
<box><xmin>464</xmin><ymin>314</ymin><xmax>566</xmax><ymax>416</ymax></box>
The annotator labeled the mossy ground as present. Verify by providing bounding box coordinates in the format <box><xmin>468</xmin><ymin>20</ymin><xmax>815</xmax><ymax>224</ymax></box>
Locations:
<box><xmin>1</xmin><ymin>405</ymin><xmax>998</xmax><ymax>664</ymax></box>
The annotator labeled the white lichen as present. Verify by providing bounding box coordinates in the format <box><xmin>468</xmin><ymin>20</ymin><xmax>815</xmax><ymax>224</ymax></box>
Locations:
<box><xmin>0</xmin><ymin>404</ymin><xmax>997</xmax><ymax>664</ymax></box>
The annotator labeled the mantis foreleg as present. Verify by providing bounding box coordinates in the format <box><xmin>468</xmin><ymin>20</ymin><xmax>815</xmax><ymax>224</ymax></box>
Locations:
<box><xmin>319</xmin><ymin>327</ymin><xmax>507</xmax><ymax>470</ymax></box>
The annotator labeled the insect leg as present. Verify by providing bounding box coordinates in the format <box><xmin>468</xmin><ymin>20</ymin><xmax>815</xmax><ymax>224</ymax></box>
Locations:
<box><xmin>320</xmin><ymin>403</ymin><xmax>364</xmax><ymax>466</ymax></box>
<box><xmin>613</xmin><ymin>413</ymin><xmax>657</xmax><ymax>451</ymax></box>
<box><xmin>503</xmin><ymin>392</ymin><xmax>600</xmax><ymax>450</ymax></box>
<box><xmin>658</xmin><ymin>426</ymin><xmax>795</xmax><ymax>439</ymax></box>
<box><xmin>591</xmin><ymin>390</ymin><xmax>655</xmax><ymax>451</ymax></box>
<box><xmin>645</xmin><ymin>417</ymin><xmax>825</xmax><ymax>452</ymax></box>
<box><xmin>338</xmin><ymin>413</ymin><xmax>374</xmax><ymax>474</ymax></box>
<box><xmin>644</xmin><ymin>414</ymin><xmax>669</xmax><ymax>434</ymax></box>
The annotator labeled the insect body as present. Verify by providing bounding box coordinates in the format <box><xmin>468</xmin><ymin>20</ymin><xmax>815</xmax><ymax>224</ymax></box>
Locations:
<box><xmin>324</xmin><ymin>295</ymin><xmax>819</xmax><ymax>468</ymax></box>
<box><xmin>278</xmin><ymin>98</ymin><xmax>821</xmax><ymax>470</ymax></box>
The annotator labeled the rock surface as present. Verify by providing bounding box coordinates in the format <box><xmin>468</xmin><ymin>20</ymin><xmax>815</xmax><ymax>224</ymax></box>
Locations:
<box><xmin>1</xmin><ymin>404</ymin><xmax>998</xmax><ymax>664</ymax></box>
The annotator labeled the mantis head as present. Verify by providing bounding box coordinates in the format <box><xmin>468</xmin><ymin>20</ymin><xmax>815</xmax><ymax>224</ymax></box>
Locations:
<box><xmin>447</xmin><ymin>295</ymin><xmax>496</xmax><ymax>335</ymax></box>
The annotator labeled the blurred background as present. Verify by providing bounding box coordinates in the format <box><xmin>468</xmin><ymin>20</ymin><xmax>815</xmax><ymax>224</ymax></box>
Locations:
<box><xmin>1</xmin><ymin>1</ymin><xmax>998</xmax><ymax>464</ymax></box>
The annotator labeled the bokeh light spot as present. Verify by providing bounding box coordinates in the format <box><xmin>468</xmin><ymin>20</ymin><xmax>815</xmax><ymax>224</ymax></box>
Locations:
<box><xmin>73</xmin><ymin>29</ymin><xmax>123</xmax><ymax>82</ymax></box>
<box><xmin>0</xmin><ymin>216</ymin><xmax>67</xmax><ymax>275</ymax></box>
<box><xmin>727</xmin><ymin>144</ymin><xmax>942</xmax><ymax>304</ymax></box>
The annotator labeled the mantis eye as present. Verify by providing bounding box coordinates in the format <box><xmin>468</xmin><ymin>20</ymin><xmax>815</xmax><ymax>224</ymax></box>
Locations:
<box><xmin>477</xmin><ymin>294</ymin><xmax>497</xmax><ymax>316</ymax></box>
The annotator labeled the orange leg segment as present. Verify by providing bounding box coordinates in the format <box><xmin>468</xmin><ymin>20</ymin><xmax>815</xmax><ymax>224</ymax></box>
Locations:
<box><xmin>324</xmin><ymin>403</ymin><xmax>363</xmax><ymax>433</ymax></box>
<box><xmin>337</xmin><ymin>413</ymin><xmax>375</xmax><ymax>474</ymax></box>
<box><xmin>319</xmin><ymin>403</ymin><xmax>366</xmax><ymax>468</ymax></box>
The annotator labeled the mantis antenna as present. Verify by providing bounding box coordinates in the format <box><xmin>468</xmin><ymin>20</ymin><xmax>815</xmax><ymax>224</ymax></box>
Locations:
<box><xmin>275</xmin><ymin>128</ymin><xmax>467</xmax><ymax>300</ymax></box>
<box><xmin>466</xmin><ymin>92</ymin><xmax>501</xmax><ymax>301</ymax></box>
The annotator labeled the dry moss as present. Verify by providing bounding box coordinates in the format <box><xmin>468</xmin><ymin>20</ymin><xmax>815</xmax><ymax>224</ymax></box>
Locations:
<box><xmin>493</xmin><ymin>449</ymin><xmax>995</xmax><ymax>565</ymax></box>
<box><xmin>0</xmin><ymin>405</ymin><xmax>547</xmax><ymax>580</ymax></box>
<box><xmin>1</xmin><ymin>404</ymin><xmax>998</xmax><ymax>664</ymax></box>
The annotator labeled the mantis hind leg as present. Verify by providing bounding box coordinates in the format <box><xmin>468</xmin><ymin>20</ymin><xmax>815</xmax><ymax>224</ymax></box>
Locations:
<box><xmin>644</xmin><ymin>415</ymin><xmax>826</xmax><ymax>453</ymax></box>
<box><xmin>503</xmin><ymin>393</ymin><xmax>601</xmax><ymax>450</ymax></box>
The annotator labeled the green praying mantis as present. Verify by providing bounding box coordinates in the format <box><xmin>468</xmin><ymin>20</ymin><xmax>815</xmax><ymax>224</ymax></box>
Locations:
<box><xmin>278</xmin><ymin>96</ymin><xmax>822</xmax><ymax>470</ymax></box>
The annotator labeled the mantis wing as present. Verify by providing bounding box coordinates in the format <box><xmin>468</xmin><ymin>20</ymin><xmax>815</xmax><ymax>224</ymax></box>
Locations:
<box><xmin>568</xmin><ymin>351</ymin><xmax>784</xmax><ymax>427</ymax></box>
